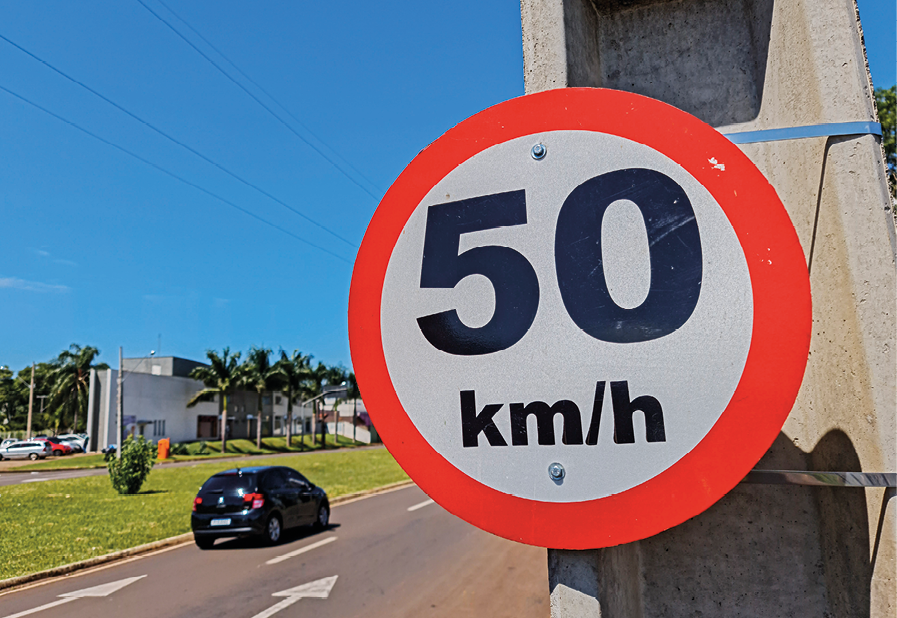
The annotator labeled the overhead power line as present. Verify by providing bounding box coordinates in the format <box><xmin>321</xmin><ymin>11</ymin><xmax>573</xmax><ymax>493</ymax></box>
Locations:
<box><xmin>135</xmin><ymin>0</ymin><xmax>382</xmax><ymax>202</ymax></box>
<box><xmin>0</xmin><ymin>31</ymin><xmax>357</xmax><ymax>249</ymax></box>
<box><xmin>153</xmin><ymin>0</ymin><xmax>383</xmax><ymax>196</ymax></box>
<box><xmin>0</xmin><ymin>83</ymin><xmax>352</xmax><ymax>265</ymax></box>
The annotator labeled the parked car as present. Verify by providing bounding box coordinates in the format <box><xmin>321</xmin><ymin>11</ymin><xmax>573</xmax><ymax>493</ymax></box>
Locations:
<box><xmin>57</xmin><ymin>436</ymin><xmax>84</xmax><ymax>453</ymax></box>
<box><xmin>0</xmin><ymin>438</ymin><xmax>20</xmax><ymax>449</ymax></box>
<box><xmin>57</xmin><ymin>434</ymin><xmax>88</xmax><ymax>452</ymax></box>
<box><xmin>0</xmin><ymin>441</ymin><xmax>51</xmax><ymax>460</ymax></box>
<box><xmin>191</xmin><ymin>466</ymin><xmax>330</xmax><ymax>550</ymax></box>
<box><xmin>32</xmin><ymin>437</ymin><xmax>73</xmax><ymax>456</ymax></box>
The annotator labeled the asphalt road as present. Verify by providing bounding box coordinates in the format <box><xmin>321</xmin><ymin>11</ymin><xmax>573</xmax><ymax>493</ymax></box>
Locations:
<box><xmin>0</xmin><ymin>484</ymin><xmax>548</xmax><ymax>617</ymax></box>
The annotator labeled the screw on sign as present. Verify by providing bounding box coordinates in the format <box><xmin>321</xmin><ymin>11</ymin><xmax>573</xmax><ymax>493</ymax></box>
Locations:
<box><xmin>349</xmin><ymin>88</ymin><xmax>811</xmax><ymax>549</ymax></box>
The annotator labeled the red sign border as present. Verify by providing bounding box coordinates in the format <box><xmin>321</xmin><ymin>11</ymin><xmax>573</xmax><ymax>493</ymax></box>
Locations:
<box><xmin>349</xmin><ymin>88</ymin><xmax>812</xmax><ymax>549</ymax></box>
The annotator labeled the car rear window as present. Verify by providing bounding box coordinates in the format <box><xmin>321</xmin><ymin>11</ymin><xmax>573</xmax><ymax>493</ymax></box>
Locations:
<box><xmin>200</xmin><ymin>473</ymin><xmax>258</xmax><ymax>494</ymax></box>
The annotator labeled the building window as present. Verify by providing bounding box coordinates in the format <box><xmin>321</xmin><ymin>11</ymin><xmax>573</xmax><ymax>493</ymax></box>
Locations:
<box><xmin>275</xmin><ymin>396</ymin><xmax>282</xmax><ymax>405</ymax></box>
<box><xmin>197</xmin><ymin>415</ymin><xmax>218</xmax><ymax>439</ymax></box>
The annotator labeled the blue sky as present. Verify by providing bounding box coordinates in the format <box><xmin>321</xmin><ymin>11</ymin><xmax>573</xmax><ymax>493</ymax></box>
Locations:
<box><xmin>0</xmin><ymin>1</ymin><xmax>893</xmax><ymax>372</ymax></box>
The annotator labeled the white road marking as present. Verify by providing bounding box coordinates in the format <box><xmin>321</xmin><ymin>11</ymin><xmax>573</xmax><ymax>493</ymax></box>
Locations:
<box><xmin>57</xmin><ymin>575</ymin><xmax>146</xmax><ymax>597</ymax></box>
<box><xmin>20</xmin><ymin>478</ymin><xmax>53</xmax><ymax>484</ymax></box>
<box><xmin>1</xmin><ymin>576</ymin><xmax>146</xmax><ymax>618</ymax></box>
<box><xmin>1</xmin><ymin>597</ymin><xmax>78</xmax><ymax>618</ymax></box>
<box><xmin>407</xmin><ymin>498</ymin><xmax>434</xmax><ymax>512</ymax></box>
<box><xmin>265</xmin><ymin>537</ymin><xmax>337</xmax><ymax>565</ymax></box>
<box><xmin>250</xmin><ymin>576</ymin><xmax>338</xmax><ymax>618</ymax></box>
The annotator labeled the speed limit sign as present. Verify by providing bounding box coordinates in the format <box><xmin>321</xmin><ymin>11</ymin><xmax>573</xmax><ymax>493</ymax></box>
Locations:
<box><xmin>349</xmin><ymin>88</ymin><xmax>811</xmax><ymax>549</ymax></box>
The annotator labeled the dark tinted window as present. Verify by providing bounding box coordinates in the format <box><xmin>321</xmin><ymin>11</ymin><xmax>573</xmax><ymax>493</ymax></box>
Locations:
<box><xmin>285</xmin><ymin>469</ymin><xmax>310</xmax><ymax>487</ymax></box>
<box><xmin>262</xmin><ymin>468</ymin><xmax>287</xmax><ymax>489</ymax></box>
<box><xmin>200</xmin><ymin>473</ymin><xmax>258</xmax><ymax>494</ymax></box>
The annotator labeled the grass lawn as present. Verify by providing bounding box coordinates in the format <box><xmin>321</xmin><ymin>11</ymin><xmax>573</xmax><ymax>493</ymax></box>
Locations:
<box><xmin>0</xmin><ymin>448</ymin><xmax>408</xmax><ymax>581</ymax></box>
<box><xmin>14</xmin><ymin>435</ymin><xmax>363</xmax><ymax>472</ymax></box>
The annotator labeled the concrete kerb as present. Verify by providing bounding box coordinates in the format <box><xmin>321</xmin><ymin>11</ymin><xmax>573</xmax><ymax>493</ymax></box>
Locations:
<box><xmin>0</xmin><ymin>478</ymin><xmax>415</xmax><ymax>593</ymax></box>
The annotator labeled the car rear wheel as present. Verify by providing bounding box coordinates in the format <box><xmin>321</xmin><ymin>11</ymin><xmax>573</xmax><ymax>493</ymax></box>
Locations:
<box><xmin>264</xmin><ymin>514</ymin><xmax>282</xmax><ymax>545</ymax></box>
<box><xmin>29</xmin><ymin>453</ymin><xmax>38</xmax><ymax>460</ymax></box>
<box><xmin>194</xmin><ymin>537</ymin><xmax>215</xmax><ymax>550</ymax></box>
<box><xmin>314</xmin><ymin>503</ymin><xmax>330</xmax><ymax>530</ymax></box>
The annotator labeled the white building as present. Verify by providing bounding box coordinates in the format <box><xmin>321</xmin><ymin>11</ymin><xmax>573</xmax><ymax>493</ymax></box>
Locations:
<box><xmin>85</xmin><ymin>356</ymin><xmax>317</xmax><ymax>451</ymax></box>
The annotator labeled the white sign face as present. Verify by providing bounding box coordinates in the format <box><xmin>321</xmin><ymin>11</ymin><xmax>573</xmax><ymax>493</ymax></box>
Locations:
<box><xmin>379</xmin><ymin>130</ymin><xmax>753</xmax><ymax>503</ymax></box>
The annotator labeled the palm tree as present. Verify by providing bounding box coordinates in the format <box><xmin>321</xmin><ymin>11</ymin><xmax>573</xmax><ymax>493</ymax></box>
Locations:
<box><xmin>273</xmin><ymin>350</ymin><xmax>314</xmax><ymax>448</ymax></box>
<box><xmin>347</xmin><ymin>371</ymin><xmax>360</xmax><ymax>443</ymax></box>
<box><xmin>188</xmin><ymin>348</ymin><xmax>241</xmax><ymax>454</ymax></box>
<box><xmin>241</xmin><ymin>346</ymin><xmax>280</xmax><ymax>450</ymax></box>
<box><xmin>50</xmin><ymin>345</ymin><xmax>108</xmax><ymax>433</ymax></box>
<box><xmin>311</xmin><ymin>362</ymin><xmax>343</xmax><ymax>447</ymax></box>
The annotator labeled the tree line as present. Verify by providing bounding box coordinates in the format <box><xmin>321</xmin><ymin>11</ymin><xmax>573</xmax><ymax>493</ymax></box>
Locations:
<box><xmin>0</xmin><ymin>344</ymin><xmax>107</xmax><ymax>435</ymax></box>
<box><xmin>876</xmin><ymin>86</ymin><xmax>896</xmax><ymax>203</ymax></box>
<box><xmin>0</xmin><ymin>345</ymin><xmax>358</xmax><ymax>447</ymax></box>
<box><xmin>186</xmin><ymin>346</ymin><xmax>360</xmax><ymax>453</ymax></box>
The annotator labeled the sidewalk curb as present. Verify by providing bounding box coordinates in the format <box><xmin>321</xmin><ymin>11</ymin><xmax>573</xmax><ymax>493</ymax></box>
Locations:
<box><xmin>0</xmin><ymin>533</ymin><xmax>195</xmax><ymax>593</ymax></box>
<box><xmin>0</xmin><ymin>478</ymin><xmax>414</xmax><ymax>593</ymax></box>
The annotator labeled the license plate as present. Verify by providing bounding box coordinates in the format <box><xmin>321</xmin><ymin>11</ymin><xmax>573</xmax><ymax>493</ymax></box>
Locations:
<box><xmin>210</xmin><ymin>518</ymin><xmax>231</xmax><ymax>526</ymax></box>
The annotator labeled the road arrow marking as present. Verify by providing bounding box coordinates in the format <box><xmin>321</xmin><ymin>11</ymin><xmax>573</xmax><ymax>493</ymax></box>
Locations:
<box><xmin>265</xmin><ymin>536</ymin><xmax>337</xmax><ymax>565</ymax></box>
<box><xmin>250</xmin><ymin>576</ymin><xmax>338</xmax><ymax>618</ymax></box>
<box><xmin>57</xmin><ymin>575</ymin><xmax>146</xmax><ymax>597</ymax></box>
<box><xmin>2</xmin><ymin>576</ymin><xmax>146</xmax><ymax>618</ymax></box>
<box><xmin>407</xmin><ymin>498</ymin><xmax>434</xmax><ymax>512</ymax></box>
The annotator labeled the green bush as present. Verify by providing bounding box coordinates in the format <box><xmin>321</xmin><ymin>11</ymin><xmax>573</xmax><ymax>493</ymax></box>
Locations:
<box><xmin>169</xmin><ymin>441</ymin><xmax>189</xmax><ymax>456</ymax></box>
<box><xmin>107</xmin><ymin>436</ymin><xmax>156</xmax><ymax>494</ymax></box>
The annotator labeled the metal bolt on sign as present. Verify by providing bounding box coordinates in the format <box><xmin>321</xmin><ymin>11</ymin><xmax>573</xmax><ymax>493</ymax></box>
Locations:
<box><xmin>548</xmin><ymin>462</ymin><xmax>565</xmax><ymax>481</ymax></box>
<box><xmin>531</xmin><ymin>143</ymin><xmax>547</xmax><ymax>160</ymax></box>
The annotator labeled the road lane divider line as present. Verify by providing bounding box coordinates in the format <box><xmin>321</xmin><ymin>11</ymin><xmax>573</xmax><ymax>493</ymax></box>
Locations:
<box><xmin>407</xmin><ymin>499</ymin><xmax>434</xmax><ymax>512</ymax></box>
<box><xmin>265</xmin><ymin>537</ymin><xmax>337</xmax><ymax>565</ymax></box>
<box><xmin>1</xmin><ymin>596</ymin><xmax>77</xmax><ymax>618</ymax></box>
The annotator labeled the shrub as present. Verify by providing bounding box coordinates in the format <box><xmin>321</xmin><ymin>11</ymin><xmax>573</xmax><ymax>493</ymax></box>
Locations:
<box><xmin>169</xmin><ymin>442</ymin><xmax>189</xmax><ymax>456</ymax></box>
<box><xmin>107</xmin><ymin>436</ymin><xmax>156</xmax><ymax>494</ymax></box>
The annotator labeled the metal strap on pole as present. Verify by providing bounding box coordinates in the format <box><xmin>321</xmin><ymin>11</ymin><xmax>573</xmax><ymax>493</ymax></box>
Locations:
<box><xmin>742</xmin><ymin>470</ymin><xmax>896</xmax><ymax>487</ymax></box>
<box><xmin>723</xmin><ymin>121</ymin><xmax>882</xmax><ymax>144</ymax></box>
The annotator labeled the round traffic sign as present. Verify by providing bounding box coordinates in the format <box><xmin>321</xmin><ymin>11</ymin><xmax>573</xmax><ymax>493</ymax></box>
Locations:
<box><xmin>349</xmin><ymin>88</ymin><xmax>811</xmax><ymax>549</ymax></box>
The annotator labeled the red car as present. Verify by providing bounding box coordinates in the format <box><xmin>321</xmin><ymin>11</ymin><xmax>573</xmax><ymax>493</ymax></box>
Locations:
<box><xmin>33</xmin><ymin>437</ymin><xmax>73</xmax><ymax>456</ymax></box>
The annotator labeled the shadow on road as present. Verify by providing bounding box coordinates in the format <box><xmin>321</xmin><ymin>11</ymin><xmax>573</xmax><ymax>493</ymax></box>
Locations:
<box><xmin>212</xmin><ymin>523</ymin><xmax>340</xmax><ymax>550</ymax></box>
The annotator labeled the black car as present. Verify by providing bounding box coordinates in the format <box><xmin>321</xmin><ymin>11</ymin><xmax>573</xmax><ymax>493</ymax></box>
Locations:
<box><xmin>191</xmin><ymin>466</ymin><xmax>329</xmax><ymax>549</ymax></box>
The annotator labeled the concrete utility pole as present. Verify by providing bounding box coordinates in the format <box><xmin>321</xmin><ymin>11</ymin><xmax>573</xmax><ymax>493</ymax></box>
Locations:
<box><xmin>521</xmin><ymin>0</ymin><xmax>896</xmax><ymax>616</ymax></box>
<box><xmin>25</xmin><ymin>362</ymin><xmax>34</xmax><ymax>440</ymax></box>
<box><xmin>116</xmin><ymin>346</ymin><xmax>123</xmax><ymax>459</ymax></box>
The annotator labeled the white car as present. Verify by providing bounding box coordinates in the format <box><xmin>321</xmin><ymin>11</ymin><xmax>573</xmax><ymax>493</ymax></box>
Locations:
<box><xmin>0</xmin><ymin>438</ymin><xmax>20</xmax><ymax>449</ymax></box>
<box><xmin>57</xmin><ymin>434</ymin><xmax>88</xmax><ymax>452</ymax></box>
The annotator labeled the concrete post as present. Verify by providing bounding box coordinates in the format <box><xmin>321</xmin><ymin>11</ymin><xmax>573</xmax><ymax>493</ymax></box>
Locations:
<box><xmin>522</xmin><ymin>0</ymin><xmax>896</xmax><ymax>616</ymax></box>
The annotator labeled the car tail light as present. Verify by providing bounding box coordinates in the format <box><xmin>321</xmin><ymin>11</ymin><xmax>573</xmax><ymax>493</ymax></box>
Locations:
<box><xmin>193</xmin><ymin>497</ymin><xmax>202</xmax><ymax>512</ymax></box>
<box><xmin>243</xmin><ymin>493</ymin><xmax>265</xmax><ymax>509</ymax></box>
